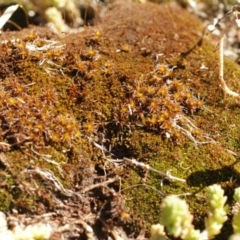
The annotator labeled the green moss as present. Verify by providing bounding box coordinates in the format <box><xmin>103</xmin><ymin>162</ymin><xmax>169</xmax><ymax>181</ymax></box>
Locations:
<box><xmin>1</xmin><ymin>1</ymin><xmax>240</xmax><ymax>238</ymax></box>
<box><xmin>0</xmin><ymin>189</ymin><xmax>12</xmax><ymax>211</ymax></box>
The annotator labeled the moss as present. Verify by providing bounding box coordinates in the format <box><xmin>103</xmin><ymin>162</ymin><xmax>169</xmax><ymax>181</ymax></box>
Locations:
<box><xmin>1</xmin><ymin>1</ymin><xmax>240</xmax><ymax>238</ymax></box>
<box><xmin>0</xmin><ymin>189</ymin><xmax>12</xmax><ymax>211</ymax></box>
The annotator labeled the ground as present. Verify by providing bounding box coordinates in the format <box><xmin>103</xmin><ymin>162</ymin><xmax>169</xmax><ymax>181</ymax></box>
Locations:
<box><xmin>0</xmin><ymin>1</ymin><xmax>240</xmax><ymax>239</ymax></box>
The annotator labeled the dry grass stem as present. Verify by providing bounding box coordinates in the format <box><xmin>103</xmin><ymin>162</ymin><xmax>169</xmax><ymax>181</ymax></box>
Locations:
<box><xmin>219</xmin><ymin>35</ymin><xmax>240</xmax><ymax>98</ymax></box>
<box><xmin>80</xmin><ymin>177</ymin><xmax>120</xmax><ymax>194</ymax></box>
<box><xmin>123</xmin><ymin>157</ymin><xmax>186</xmax><ymax>183</ymax></box>
<box><xmin>22</xmin><ymin>167</ymin><xmax>82</xmax><ymax>198</ymax></box>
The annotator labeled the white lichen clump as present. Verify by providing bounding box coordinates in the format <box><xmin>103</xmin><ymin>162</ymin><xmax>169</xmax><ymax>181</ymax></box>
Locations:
<box><xmin>0</xmin><ymin>212</ymin><xmax>52</xmax><ymax>240</ymax></box>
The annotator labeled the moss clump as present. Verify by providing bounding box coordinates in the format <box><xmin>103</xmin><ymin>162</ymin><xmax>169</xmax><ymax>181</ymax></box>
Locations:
<box><xmin>1</xmin><ymin>1</ymin><xmax>240</xmax><ymax>238</ymax></box>
<box><xmin>0</xmin><ymin>189</ymin><xmax>12</xmax><ymax>211</ymax></box>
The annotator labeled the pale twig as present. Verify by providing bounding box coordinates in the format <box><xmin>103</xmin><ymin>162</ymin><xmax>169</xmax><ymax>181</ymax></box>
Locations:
<box><xmin>225</xmin><ymin>148</ymin><xmax>239</xmax><ymax>156</ymax></box>
<box><xmin>98</xmin><ymin>218</ymin><xmax>125</xmax><ymax>240</ymax></box>
<box><xmin>85</xmin><ymin>136</ymin><xmax>109</xmax><ymax>157</ymax></box>
<box><xmin>174</xmin><ymin>192</ymin><xmax>206</xmax><ymax>199</ymax></box>
<box><xmin>79</xmin><ymin>177</ymin><xmax>120</xmax><ymax>194</ymax></box>
<box><xmin>171</xmin><ymin>116</ymin><xmax>215</xmax><ymax>146</ymax></box>
<box><xmin>22</xmin><ymin>167</ymin><xmax>82</xmax><ymax>199</ymax></box>
<box><xmin>178</xmin><ymin>115</ymin><xmax>197</xmax><ymax>129</ymax></box>
<box><xmin>76</xmin><ymin>219</ymin><xmax>96</xmax><ymax>240</ymax></box>
<box><xmin>87</xmin><ymin>134</ymin><xmax>186</xmax><ymax>186</ymax></box>
<box><xmin>208</xmin><ymin>7</ymin><xmax>240</xmax><ymax>97</ymax></box>
<box><xmin>0</xmin><ymin>152</ymin><xmax>12</xmax><ymax>172</ymax></box>
<box><xmin>219</xmin><ymin>34</ymin><xmax>240</xmax><ymax>98</ymax></box>
<box><xmin>38</xmin><ymin>59</ymin><xmax>66</xmax><ymax>75</ymax></box>
<box><xmin>87</xmin><ymin>135</ymin><xmax>186</xmax><ymax>183</ymax></box>
<box><xmin>30</xmin><ymin>146</ymin><xmax>64</xmax><ymax>177</ymax></box>
<box><xmin>174</xmin><ymin>124</ymin><xmax>213</xmax><ymax>146</ymax></box>
<box><xmin>0</xmin><ymin>142</ymin><xmax>11</xmax><ymax>149</ymax></box>
<box><xmin>123</xmin><ymin>157</ymin><xmax>186</xmax><ymax>183</ymax></box>
<box><xmin>120</xmin><ymin>183</ymin><xmax>165</xmax><ymax>197</ymax></box>
<box><xmin>170</xmin><ymin>114</ymin><xmax>215</xmax><ymax>146</ymax></box>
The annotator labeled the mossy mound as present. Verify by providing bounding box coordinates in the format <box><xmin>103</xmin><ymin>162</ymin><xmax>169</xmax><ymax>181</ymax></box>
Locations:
<box><xmin>0</xmin><ymin>1</ymin><xmax>240</xmax><ymax>238</ymax></box>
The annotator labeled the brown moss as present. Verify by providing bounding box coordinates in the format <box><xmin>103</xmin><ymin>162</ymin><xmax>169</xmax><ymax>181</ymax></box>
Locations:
<box><xmin>0</xmin><ymin>1</ymin><xmax>240</xmax><ymax>238</ymax></box>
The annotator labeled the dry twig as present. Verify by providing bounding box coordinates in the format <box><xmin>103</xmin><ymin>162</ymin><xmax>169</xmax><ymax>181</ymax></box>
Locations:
<box><xmin>219</xmin><ymin>35</ymin><xmax>240</xmax><ymax>98</ymax></box>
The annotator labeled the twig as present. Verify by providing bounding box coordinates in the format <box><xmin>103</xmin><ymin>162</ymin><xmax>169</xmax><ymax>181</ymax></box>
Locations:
<box><xmin>219</xmin><ymin>34</ymin><xmax>240</xmax><ymax>98</ymax></box>
<box><xmin>30</xmin><ymin>146</ymin><xmax>64</xmax><ymax>177</ymax></box>
<box><xmin>76</xmin><ymin>219</ymin><xmax>96</xmax><ymax>240</ymax></box>
<box><xmin>120</xmin><ymin>183</ymin><xmax>165</xmax><ymax>197</ymax></box>
<box><xmin>79</xmin><ymin>177</ymin><xmax>120</xmax><ymax>194</ymax></box>
<box><xmin>22</xmin><ymin>167</ymin><xmax>82</xmax><ymax>199</ymax></box>
<box><xmin>98</xmin><ymin>218</ymin><xmax>125</xmax><ymax>240</ymax></box>
<box><xmin>123</xmin><ymin>157</ymin><xmax>186</xmax><ymax>183</ymax></box>
<box><xmin>87</xmin><ymin>135</ymin><xmax>186</xmax><ymax>183</ymax></box>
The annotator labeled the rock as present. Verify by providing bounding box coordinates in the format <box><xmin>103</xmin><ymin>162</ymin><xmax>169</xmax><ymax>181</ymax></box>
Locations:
<box><xmin>0</xmin><ymin>1</ymin><xmax>239</xmax><ymax>239</ymax></box>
